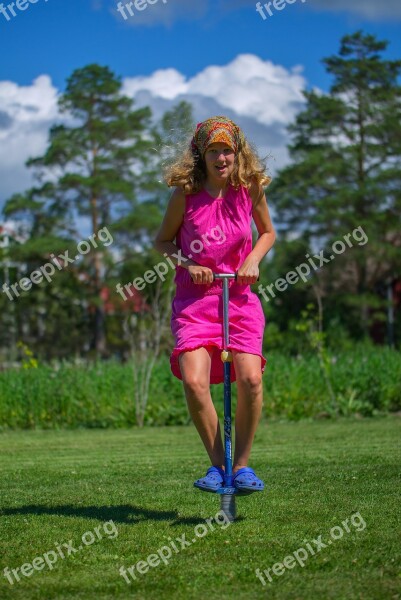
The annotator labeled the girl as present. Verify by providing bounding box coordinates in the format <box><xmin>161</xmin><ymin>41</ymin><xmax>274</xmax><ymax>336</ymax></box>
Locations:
<box><xmin>154</xmin><ymin>116</ymin><xmax>275</xmax><ymax>492</ymax></box>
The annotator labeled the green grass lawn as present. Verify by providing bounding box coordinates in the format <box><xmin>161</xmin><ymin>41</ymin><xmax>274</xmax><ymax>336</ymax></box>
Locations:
<box><xmin>0</xmin><ymin>417</ymin><xmax>400</xmax><ymax>600</ymax></box>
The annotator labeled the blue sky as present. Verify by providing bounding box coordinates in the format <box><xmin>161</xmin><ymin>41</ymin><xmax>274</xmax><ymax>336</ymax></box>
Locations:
<box><xmin>0</xmin><ymin>0</ymin><xmax>400</xmax><ymax>208</ymax></box>
<box><xmin>1</xmin><ymin>0</ymin><xmax>400</xmax><ymax>90</ymax></box>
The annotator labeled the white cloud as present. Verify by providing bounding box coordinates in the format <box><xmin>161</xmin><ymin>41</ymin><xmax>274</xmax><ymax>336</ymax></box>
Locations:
<box><xmin>123</xmin><ymin>54</ymin><xmax>307</xmax><ymax>168</ymax></box>
<box><xmin>110</xmin><ymin>0</ymin><xmax>207</xmax><ymax>27</ymax></box>
<box><xmin>0</xmin><ymin>55</ymin><xmax>308</xmax><ymax>209</ymax></box>
<box><xmin>186</xmin><ymin>55</ymin><xmax>306</xmax><ymax>126</ymax></box>
<box><xmin>228</xmin><ymin>0</ymin><xmax>401</xmax><ymax>19</ymax></box>
<box><xmin>123</xmin><ymin>68</ymin><xmax>187</xmax><ymax>99</ymax></box>
<box><xmin>0</xmin><ymin>75</ymin><xmax>60</xmax><ymax>206</ymax></box>
<box><xmin>307</xmin><ymin>0</ymin><xmax>401</xmax><ymax>21</ymax></box>
<box><xmin>106</xmin><ymin>0</ymin><xmax>401</xmax><ymax>25</ymax></box>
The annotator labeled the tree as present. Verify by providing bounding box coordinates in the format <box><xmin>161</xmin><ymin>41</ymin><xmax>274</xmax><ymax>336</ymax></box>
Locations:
<box><xmin>4</xmin><ymin>64</ymin><xmax>154</xmax><ymax>356</ymax></box>
<box><xmin>122</xmin><ymin>276</ymin><xmax>174</xmax><ymax>427</ymax></box>
<box><xmin>113</xmin><ymin>100</ymin><xmax>195</xmax><ymax>246</ymax></box>
<box><xmin>112</xmin><ymin>102</ymin><xmax>194</xmax><ymax>424</ymax></box>
<box><xmin>269</xmin><ymin>31</ymin><xmax>401</xmax><ymax>338</ymax></box>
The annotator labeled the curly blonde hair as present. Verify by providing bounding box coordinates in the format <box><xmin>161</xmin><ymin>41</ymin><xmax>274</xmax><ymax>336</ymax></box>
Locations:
<box><xmin>163</xmin><ymin>132</ymin><xmax>272</xmax><ymax>195</ymax></box>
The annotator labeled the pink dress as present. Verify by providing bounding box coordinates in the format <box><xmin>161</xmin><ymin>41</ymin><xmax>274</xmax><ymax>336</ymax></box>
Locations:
<box><xmin>170</xmin><ymin>183</ymin><xmax>267</xmax><ymax>384</ymax></box>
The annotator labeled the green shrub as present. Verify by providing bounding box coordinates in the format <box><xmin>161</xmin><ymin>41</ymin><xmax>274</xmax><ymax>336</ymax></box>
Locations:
<box><xmin>263</xmin><ymin>345</ymin><xmax>401</xmax><ymax>419</ymax></box>
<box><xmin>0</xmin><ymin>345</ymin><xmax>399</xmax><ymax>429</ymax></box>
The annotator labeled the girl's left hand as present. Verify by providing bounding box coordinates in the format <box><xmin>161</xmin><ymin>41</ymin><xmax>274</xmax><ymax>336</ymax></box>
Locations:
<box><xmin>237</xmin><ymin>259</ymin><xmax>260</xmax><ymax>285</ymax></box>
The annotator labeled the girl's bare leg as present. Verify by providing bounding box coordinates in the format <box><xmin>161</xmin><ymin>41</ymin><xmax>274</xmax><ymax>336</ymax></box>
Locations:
<box><xmin>231</xmin><ymin>350</ymin><xmax>264</xmax><ymax>473</ymax></box>
<box><xmin>179</xmin><ymin>347</ymin><xmax>225</xmax><ymax>468</ymax></box>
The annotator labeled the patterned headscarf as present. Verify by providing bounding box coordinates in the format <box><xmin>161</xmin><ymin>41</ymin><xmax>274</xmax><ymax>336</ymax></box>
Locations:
<box><xmin>191</xmin><ymin>116</ymin><xmax>245</xmax><ymax>157</ymax></box>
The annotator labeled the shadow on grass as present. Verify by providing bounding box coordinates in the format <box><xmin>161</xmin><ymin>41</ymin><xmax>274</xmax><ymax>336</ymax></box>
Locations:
<box><xmin>0</xmin><ymin>504</ymin><xmax>236</xmax><ymax>526</ymax></box>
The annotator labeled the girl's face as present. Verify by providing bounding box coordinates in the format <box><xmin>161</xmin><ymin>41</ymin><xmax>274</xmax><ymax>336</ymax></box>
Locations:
<box><xmin>204</xmin><ymin>142</ymin><xmax>235</xmax><ymax>184</ymax></box>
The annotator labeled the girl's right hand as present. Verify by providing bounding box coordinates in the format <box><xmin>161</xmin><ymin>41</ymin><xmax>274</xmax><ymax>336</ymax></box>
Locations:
<box><xmin>188</xmin><ymin>265</ymin><xmax>214</xmax><ymax>285</ymax></box>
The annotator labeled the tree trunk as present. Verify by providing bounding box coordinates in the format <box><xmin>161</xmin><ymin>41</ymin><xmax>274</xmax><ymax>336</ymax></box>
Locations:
<box><xmin>90</xmin><ymin>194</ymin><xmax>106</xmax><ymax>356</ymax></box>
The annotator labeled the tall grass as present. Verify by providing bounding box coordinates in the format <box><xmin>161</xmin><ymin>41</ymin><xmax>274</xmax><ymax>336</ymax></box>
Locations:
<box><xmin>0</xmin><ymin>346</ymin><xmax>399</xmax><ymax>429</ymax></box>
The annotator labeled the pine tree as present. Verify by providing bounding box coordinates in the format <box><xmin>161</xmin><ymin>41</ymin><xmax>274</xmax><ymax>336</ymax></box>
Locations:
<box><xmin>4</xmin><ymin>64</ymin><xmax>153</xmax><ymax>355</ymax></box>
<box><xmin>269</xmin><ymin>31</ymin><xmax>401</xmax><ymax>337</ymax></box>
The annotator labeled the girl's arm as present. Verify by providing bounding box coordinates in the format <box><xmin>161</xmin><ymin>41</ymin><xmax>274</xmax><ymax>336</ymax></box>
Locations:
<box><xmin>250</xmin><ymin>181</ymin><xmax>276</xmax><ymax>262</ymax></box>
<box><xmin>153</xmin><ymin>187</ymin><xmax>199</xmax><ymax>270</ymax></box>
<box><xmin>237</xmin><ymin>182</ymin><xmax>276</xmax><ymax>284</ymax></box>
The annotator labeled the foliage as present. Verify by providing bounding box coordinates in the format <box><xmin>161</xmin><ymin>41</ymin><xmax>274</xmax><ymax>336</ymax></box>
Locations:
<box><xmin>1</xmin><ymin>36</ymin><xmax>400</xmax><ymax>386</ymax></box>
<box><xmin>0</xmin><ymin>346</ymin><xmax>399</xmax><ymax>429</ymax></box>
<box><xmin>16</xmin><ymin>341</ymin><xmax>38</xmax><ymax>369</ymax></box>
<box><xmin>295</xmin><ymin>303</ymin><xmax>338</xmax><ymax>414</ymax></box>
<box><xmin>1</xmin><ymin>64</ymin><xmax>155</xmax><ymax>358</ymax></box>
<box><xmin>268</xmin><ymin>31</ymin><xmax>401</xmax><ymax>340</ymax></box>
